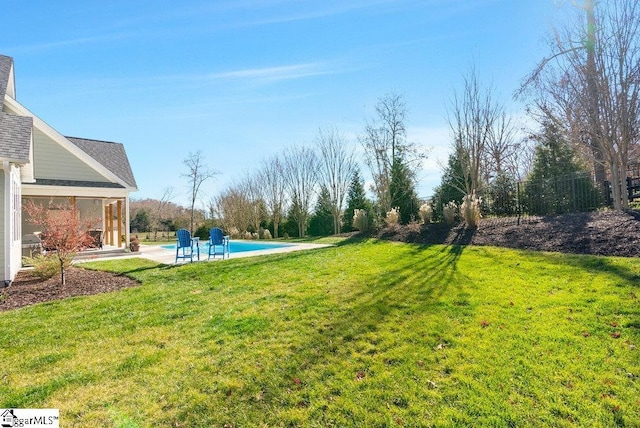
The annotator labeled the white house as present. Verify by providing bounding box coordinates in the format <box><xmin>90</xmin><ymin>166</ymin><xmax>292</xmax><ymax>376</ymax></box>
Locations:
<box><xmin>0</xmin><ymin>54</ymin><xmax>138</xmax><ymax>285</ymax></box>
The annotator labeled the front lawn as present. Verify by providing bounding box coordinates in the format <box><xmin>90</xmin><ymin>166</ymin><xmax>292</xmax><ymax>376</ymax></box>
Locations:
<box><xmin>1</xmin><ymin>239</ymin><xmax>638</xmax><ymax>426</ymax></box>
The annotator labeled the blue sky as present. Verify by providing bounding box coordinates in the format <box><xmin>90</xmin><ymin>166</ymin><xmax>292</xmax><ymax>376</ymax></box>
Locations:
<box><xmin>3</xmin><ymin>0</ymin><xmax>560</xmax><ymax>207</ymax></box>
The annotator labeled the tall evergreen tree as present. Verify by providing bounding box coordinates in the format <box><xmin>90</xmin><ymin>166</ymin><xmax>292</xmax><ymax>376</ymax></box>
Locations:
<box><xmin>389</xmin><ymin>158</ymin><xmax>420</xmax><ymax>224</ymax></box>
<box><xmin>308</xmin><ymin>186</ymin><xmax>334</xmax><ymax>236</ymax></box>
<box><xmin>432</xmin><ymin>153</ymin><xmax>468</xmax><ymax>222</ymax></box>
<box><xmin>342</xmin><ymin>169</ymin><xmax>374</xmax><ymax>232</ymax></box>
<box><xmin>523</xmin><ymin>121</ymin><xmax>600</xmax><ymax>215</ymax></box>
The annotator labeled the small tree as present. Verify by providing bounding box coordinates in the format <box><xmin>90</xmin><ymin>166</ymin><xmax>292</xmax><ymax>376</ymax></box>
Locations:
<box><xmin>432</xmin><ymin>153</ymin><xmax>467</xmax><ymax>222</ymax></box>
<box><xmin>308</xmin><ymin>186</ymin><xmax>334</xmax><ymax>236</ymax></box>
<box><xmin>342</xmin><ymin>169</ymin><xmax>374</xmax><ymax>232</ymax></box>
<box><xmin>523</xmin><ymin>121</ymin><xmax>601</xmax><ymax>215</ymax></box>
<box><xmin>183</xmin><ymin>151</ymin><xmax>218</xmax><ymax>235</ymax></box>
<box><xmin>389</xmin><ymin>158</ymin><xmax>420</xmax><ymax>224</ymax></box>
<box><xmin>24</xmin><ymin>200</ymin><xmax>96</xmax><ymax>285</ymax></box>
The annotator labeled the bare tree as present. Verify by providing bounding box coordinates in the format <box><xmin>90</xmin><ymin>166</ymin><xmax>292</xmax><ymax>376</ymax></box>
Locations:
<box><xmin>182</xmin><ymin>151</ymin><xmax>218</xmax><ymax>234</ymax></box>
<box><xmin>211</xmin><ymin>184</ymin><xmax>252</xmax><ymax>236</ymax></box>
<box><xmin>484</xmin><ymin>112</ymin><xmax>519</xmax><ymax>181</ymax></box>
<box><xmin>282</xmin><ymin>145</ymin><xmax>318</xmax><ymax>237</ymax></box>
<box><xmin>521</xmin><ymin>0</ymin><xmax>640</xmax><ymax>209</ymax></box>
<box><xmin>240</xmin><ymin>173</ymin><xmax>267</xmax><ymax>236</ymax></box>
<box><xmin>151</xmin><ymin>186</ymin><xmax>176</xmax><ymax>241</ymax></box>
<box><xmin>448</xmin><ymin>68</ymin><xmax>505</xmax><ymax>196</ymax></box>
<box><xmin>316</xmin><ymin>127</ymin><xmax>356</xmax><ymax>234</ymax></box>
<box><xmin>360</xmin><ymin>93</ymin><xmax>426</xmax><ymax>214</ymax></box>
<box><xmin>259</xmin><ymin>155</ymin><xmax>287</xmax><ymax>238</ymax></box>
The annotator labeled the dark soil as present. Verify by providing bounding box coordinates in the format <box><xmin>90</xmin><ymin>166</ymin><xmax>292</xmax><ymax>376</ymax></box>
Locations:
<box><xmin>376</xmin><ymin>209</ymin><xmax>640</xmax><ymax>258</ymax></box>
<box><xmin>0</xmin><ymin>267</ymin><xmax>139</xmax><ymax>312</ymax></box>
<box><xmin>1</xmin><ymin>210</ymin><xmax>638</xmax><ymax>312</ymax></box>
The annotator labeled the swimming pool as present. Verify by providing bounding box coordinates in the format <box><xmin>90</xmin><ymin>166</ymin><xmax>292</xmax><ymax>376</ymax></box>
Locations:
<box><xmin>161</xmin><ymin>240</ymin><xmax>294</xmax><ymax>254</ymax></box>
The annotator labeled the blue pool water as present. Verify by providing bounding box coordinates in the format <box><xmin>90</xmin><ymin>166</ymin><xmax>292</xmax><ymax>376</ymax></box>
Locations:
<box><xmin>161</xmin><ymin>240</ymin><xmax>294</xmax><ymax>253</ymax></box>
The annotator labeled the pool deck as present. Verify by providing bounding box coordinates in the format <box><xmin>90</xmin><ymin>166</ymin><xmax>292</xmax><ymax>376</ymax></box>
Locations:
<box><xmin>75</xmin><ymin>241</ymin><xmax>333</xmax><ymax>265</ymax></box>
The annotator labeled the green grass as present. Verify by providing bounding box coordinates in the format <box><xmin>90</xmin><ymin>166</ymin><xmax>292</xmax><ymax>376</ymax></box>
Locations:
<box><xmin>1</xmin><ymin>239</ymin><xmax>639</xmax><ymax>427</ymax></box>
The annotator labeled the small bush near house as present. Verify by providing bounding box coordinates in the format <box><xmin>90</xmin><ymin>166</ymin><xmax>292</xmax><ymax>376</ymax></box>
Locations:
<box><xmin>443</xmin><ymin>201</ymin><xmax>458</xmax><ymax>225</ymax></box>
<box><xmin>22</xmin><ymin>253</ymin><xmax>71</xmax><ymax>280</ymax></box>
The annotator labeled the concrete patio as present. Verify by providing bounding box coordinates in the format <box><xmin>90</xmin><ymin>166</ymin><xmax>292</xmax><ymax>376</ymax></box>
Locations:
<box><xmin>75</xmin><ymin>241</ymin><xmax>333</xmax><ymax>265</ymax></box>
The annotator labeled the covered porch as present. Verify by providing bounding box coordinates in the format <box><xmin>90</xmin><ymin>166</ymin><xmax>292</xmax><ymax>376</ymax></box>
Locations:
<box><xmin>21</xmin><ymin>184</ymin><xmax>132</xmax><ymax>259</ymax></box>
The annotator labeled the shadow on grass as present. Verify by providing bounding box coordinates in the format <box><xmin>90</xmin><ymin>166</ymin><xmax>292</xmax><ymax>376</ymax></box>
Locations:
<box><xmin>541</xmin><ymin>251</ymin><xmax>640</xmax><ymax>287</ymax></box>
<box><xmin>279</xmin><ymin>242</ymin><xmax>472</xmax><ymax>376</ymax></box>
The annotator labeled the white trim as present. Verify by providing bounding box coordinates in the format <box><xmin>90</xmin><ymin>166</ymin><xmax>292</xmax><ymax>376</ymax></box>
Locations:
<box><xmin>6</xmin><ymin>63</ymin><xmax>16</xmax><ymax>99</ymax></box>
<box><xmin>20</xmin><ymin>127</ymin><xmax>35</xmax><ymax>182</ymax></box>
<box><xmin>22</xmin><ymin>184</ymin><xmax>131</xmax><ymax>199</ymax></box>
<box><xmin>3</xmin><ymin>161</ymin><xmax>10</xmax><ymax>283</ymax></box>
<box><xmin>3</xmin><ymin>96</ymin><xmax>133</xmax><ymax>189</ymax></box>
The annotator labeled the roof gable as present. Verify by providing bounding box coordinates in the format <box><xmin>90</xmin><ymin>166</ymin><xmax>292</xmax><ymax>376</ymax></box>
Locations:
<box><xmin>67</xmin><ymin>137</ymin><xmax>137</xmax><ymax>189</ymax></box>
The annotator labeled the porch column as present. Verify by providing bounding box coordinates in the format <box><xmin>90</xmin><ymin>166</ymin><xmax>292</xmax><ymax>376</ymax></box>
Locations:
<box><xmin>125</xmin><ymin>197</ymin><xmax>130</xmax><ymax>248</ymax></box>
<box><xmin>117</xmin><ymin>200</ymin><xmax>123</xmax><ymax>248</ymax></box>
<box><xmin>108</xmin><ymin>204</ymin><xmax>114</xmax><ymax>246</ymax></box>
<box><xmin>104</xmin><ymin>205</ymin><xmax>110</xmax><ymax>245</ymax></box>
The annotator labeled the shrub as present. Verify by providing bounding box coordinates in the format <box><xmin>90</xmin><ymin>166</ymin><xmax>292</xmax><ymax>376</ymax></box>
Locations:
<box><xmin>385</xmin><ymin>207</ymin><xmax>400</xmax><ymax>227</ymax></box>
<box><xmin>443</xmin><ymin>201</ymin><xmax>458</xmax><ymax>226</ymax></box>
<box><xmin>353</xmin><ymin>209</ymin><xmax>369</xmax><ymax>232</ymax></box>
<box><xmin>229</xmin><ymin>227</ymin><xmax>241</xmax><ymax>239</ymax></box>
<box><xmin>460</xmin><ymin>193</ymin><xmax>482</xmax><ymax>228</ymax></box>
<box><xmin>263</xmin><ymin>229</ymin><xmax>272</xmax><ymax>239</ymax></box>
<box><xmin>487</xmin><ymin>173</ymin><xmax>518</xmax><ymax>216</ymax></box>
<box><xmin>22</xmin><ymin>253</ymin><xmax>71</xmax><ymax>280</ymax></box>
<box><xmin>194</xmin><ymin>225</ymin><xmax>210</xmax><ymax>240</ymax></box>
<box><xmin>244</xmin><ymin>231</ymin><xmax>253</xmax><ymax>240</ymax></box>
<box><xmin>419</xmin><ymin>203</ymin><xmax>432</xmax><ymax>224</ymax></box>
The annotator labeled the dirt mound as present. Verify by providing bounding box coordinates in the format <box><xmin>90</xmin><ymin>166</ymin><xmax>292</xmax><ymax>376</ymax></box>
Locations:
<box><xmin>375</xmin><ymin>209</ymin><xmax>640</xmax><ymax>258</ymax></box>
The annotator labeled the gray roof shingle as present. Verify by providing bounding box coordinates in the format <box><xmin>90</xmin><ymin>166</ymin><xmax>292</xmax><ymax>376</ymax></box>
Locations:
<box><xmin>0</xmin><ymin>112</ymin><xmax>32</xmax><ymax>162</ymax></box>
<box><xmin>66</xmin><ymin>137</ymin><xmax>138</xmax><ymax>189</ymax></box>
<box><xmin>34</xmin><ymin>178</ymin><xmax>125</xmax><ymax>189</ymax></box>
<box><xmin>0</xmin><ymin>54</ymin><xmax>12</xmax><ymax>100</ymax></box>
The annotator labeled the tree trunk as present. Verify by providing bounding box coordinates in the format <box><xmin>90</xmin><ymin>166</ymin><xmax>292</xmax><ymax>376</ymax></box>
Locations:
<box><xmin>60</xmin><ymin>257</ymin><xmax>66</xmax><ymax>285</ymax></box>
<box><xmin>584</xmin><ymin>0</ymin><xmax>605</xmax><ymax>187</ymax></box>
<box><xmin>610</xmin><ymin>156</ymin><xmax>623</xmax><ymax>210</ymax></box>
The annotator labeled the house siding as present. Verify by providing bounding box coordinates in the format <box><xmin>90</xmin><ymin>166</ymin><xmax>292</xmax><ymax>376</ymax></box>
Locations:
<box><xmin>33</xmin><ymin>129</ymin><xmax>109</xmax><ymax>182</ymax></box>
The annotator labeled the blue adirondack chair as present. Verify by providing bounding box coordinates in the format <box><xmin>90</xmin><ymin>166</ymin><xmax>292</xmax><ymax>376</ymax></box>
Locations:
<box><xmin>207</xmin><ymin>227</ymin><xmax>230</xmax><ymax>260</ymax></box>
<box><xmin>175</xmin><ymin>229</ymin><xmax>200</xmax><ymax>263</ymax></box>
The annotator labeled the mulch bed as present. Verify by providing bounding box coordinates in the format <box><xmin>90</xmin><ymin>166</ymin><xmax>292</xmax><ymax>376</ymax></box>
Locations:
<box><xmin>0</xmin><ymin>267</ymin><xmax>139</xmax><ymax>312</ymax></box>
<box><xmin>376</xmin><ymin>209</ymin><xmax>640</xmax><ymax>257</ymax></box>
<box><xmin>1</xmin><ymin>210</ymin><xmax>638</xmax><ymax>312</ymax></box>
